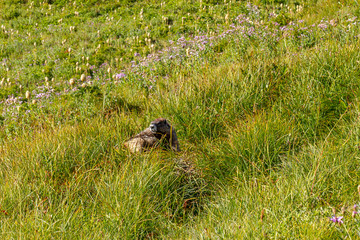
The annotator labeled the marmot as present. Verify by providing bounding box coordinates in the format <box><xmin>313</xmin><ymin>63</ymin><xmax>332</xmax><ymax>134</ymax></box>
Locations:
<box><xmin>124</xmin><ymin>118</ymin><xmax>180</xmax><ymax>153</ymax></box>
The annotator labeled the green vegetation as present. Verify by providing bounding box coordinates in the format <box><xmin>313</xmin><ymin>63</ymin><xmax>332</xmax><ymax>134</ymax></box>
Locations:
<box><xmin>1</xmin><ymin>0</ymin><xmax>360</xmax><ymax>238</ymax></box>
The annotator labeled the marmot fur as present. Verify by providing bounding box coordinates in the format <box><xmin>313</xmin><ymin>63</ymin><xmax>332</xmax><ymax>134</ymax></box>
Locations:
<box><xmin>124</xmin><ymin>118</ymin><xmax>180</xmax><ymax>153</ymax></box>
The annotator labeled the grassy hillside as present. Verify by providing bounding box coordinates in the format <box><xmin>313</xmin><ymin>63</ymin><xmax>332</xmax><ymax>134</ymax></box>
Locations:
<box><xmin>1</xmin><ymin>0</ymin><xmax>360</xmax><ymax>239</ymax></box>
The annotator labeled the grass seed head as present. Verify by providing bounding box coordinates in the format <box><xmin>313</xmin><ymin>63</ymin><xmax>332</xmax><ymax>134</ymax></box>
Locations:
<box><xmin>25</xmin><ymin>91</ymin><xmax>31</xmax><ymax>99</ymax></box>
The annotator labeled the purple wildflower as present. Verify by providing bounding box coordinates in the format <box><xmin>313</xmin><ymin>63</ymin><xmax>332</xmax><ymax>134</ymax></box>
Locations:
<box><xmin>115</xmin><ymin>73</ymin><xmax>126</xmax><ymax>79</ymax></box>
<box><xmin>318</xmin><ymin>23</ymin><xmax>328</xmax><ymax>30</ymax></box>
<box><xmin>329</xmin><ymin>215</ymin><xmax>343</xmax><ymax>224</ymax></box>
<box><xmin>352</xmin><ymin>205</ymin><xmax>359</xmax><ymax>217</ymax></box>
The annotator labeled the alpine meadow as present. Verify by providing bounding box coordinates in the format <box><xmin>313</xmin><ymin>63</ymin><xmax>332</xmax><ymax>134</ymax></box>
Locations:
<box><xmin>1</xmin><ymin>0</ymin><xmax>360</xmax><ymax>239</ymax></box>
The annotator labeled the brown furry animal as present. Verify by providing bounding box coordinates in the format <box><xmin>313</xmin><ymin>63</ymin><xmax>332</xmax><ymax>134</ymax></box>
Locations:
<box><xmin>124</xmin><ymin>118</ymin><xmax>180</xmax><ymax>153</ymax></box>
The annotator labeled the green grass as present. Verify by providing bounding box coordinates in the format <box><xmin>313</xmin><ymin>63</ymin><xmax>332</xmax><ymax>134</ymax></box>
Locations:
<box><xmin>1</xmin><ymin>0</ymin><xmax>360</xmax><ymax>239</ymax></box>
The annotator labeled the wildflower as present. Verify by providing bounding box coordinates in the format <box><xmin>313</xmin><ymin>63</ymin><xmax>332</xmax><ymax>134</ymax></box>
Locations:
<box><xmin>32</xmin><ymin>99</ymin><xmax>37</xmax><ymax>104</ymax></box>
<box><xmin>25</xmin><ymin>91</ymin><xmax>31</xmax><ymax>99</ymax></box>
<box><xmin>81</xmin><ymin>83</ymin><xmax>86</xmax><ymax>88</ymax></box>
<box><xmin>352</xmin><ymin>204</ymin><xmax>358</xmax><ymax>217</ymax></box>
<box><xmin>80</xmin><ymin>74</ymin><xmax>86</xmax><ymax>81</ymax></box>
<box><xmin>139</xmin><ymin>8</ymin><xmax>143</xmax><ymax>20</ymax></box>
<box><xmin>329</xmin><ymin>19</ymin><xmax>337</xmax><ymax>27</ymax></box>
<box><xmin>329</xmin><ymin>215</ymin><xmax>343</xmax><ymax>224</ymax></box>
<box><xmin>296</xmin><ymin>5</ymin><xmax>303</xmax><ymax>13</ymax></box>
<box><xmin>115</xmin><ymin>73</ymin><xmax>126</xmax><ymax>79</ymax></box>
<box><xmin>318</xmin><ymin>23</ymin><xmax>328</xmax><ymax>30</ymax></box>
<box><xmin>69</xmin><ymin>78</ymin><xmax>75</xmax><ymax>86</ymax></box>
<box><xmin>107</xmin><ymin>67</ymin><xmax>111</xmax><ymax>74</ymax></box>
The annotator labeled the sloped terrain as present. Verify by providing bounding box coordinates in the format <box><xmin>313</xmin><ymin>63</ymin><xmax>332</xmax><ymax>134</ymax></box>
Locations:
<box><xmin>1</xmin><ymin>0</ymin><xmax>360</xmax><ymax>239</ymax></box>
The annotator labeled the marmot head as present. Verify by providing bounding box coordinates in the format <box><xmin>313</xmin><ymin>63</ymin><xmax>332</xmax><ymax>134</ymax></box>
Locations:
<box><xmin>149</xmin><ymin>118</ymin><xmax>171</xmax><ymax>135</ymax></box>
